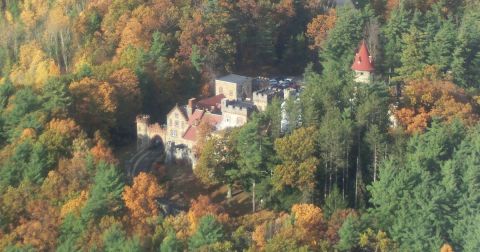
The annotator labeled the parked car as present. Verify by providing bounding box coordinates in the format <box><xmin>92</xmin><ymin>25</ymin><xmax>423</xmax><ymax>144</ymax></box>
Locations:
<box><xmin>269</xmin><ymin>79</ymin><xmax>278</xmax><ymax>85</ymax></box>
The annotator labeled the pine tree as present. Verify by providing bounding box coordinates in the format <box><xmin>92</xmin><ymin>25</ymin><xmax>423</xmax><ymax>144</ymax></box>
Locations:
<box><xmin>81</xmin><ymin>162</ymin><xmax>125</xmax><ymax>221</ymax></box>
<box><xmin>383</xmin><ymin>5</ymin><xmax>411</xmax><ymax>74</ymax></box>
<box><xmin>397</xmin><ymin>26</ymin><xmax>428</xmax><ymax>80</ymax></box>
<box><xmin>188</xmin><ymin>215</ymin><xmax>225</xmax><ymax>250</ymax></box>
<box><xmin>160</xmin><ymin>231</ymin><xmax>182</xmax><ymax>252</ymax></box>
<box><xmin>427</xmin><ymin>20</ymin><xmax>456</xmax><ymax>72</ymax></box>
<box><xmin>102</xmin><ymin>224</ymin><xmax>142</xmax><ymax>252</ymax></box>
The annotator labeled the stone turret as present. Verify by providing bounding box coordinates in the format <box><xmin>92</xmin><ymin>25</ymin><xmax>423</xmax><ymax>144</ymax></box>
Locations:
<box><xmin>136</xmin><ymin>115</ymin><xmax>150</xmax><ymax>150</ymax></box>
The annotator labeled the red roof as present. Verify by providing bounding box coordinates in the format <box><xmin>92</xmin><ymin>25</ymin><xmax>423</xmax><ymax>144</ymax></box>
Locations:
<box><xmin>188</xmin><ymin>110</ymin><xmax>205</xmax><ymax>126</ymax></box>
<box><xmin>183</xmin><ymin>112</ymin><xmax>223</xmax><ymax>142</ymax></box>
<box><xmin>351</xmin><ymin>41</ymin><xmax>374</xmax><ymax>72</ymax></box>
<box><xmin>183</xmin><ymin>126</ymin><xmax>197</xmax><ymax>141</ymax></box>
<box><xmin>197</xmin><ymin>94</ymin><xmax>225</xmax><ymax>111</ymax></box>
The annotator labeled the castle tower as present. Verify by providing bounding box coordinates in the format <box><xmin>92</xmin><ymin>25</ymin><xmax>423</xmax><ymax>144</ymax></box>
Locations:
<box><xmin>351</xmin><ymin>40</ymin><xmax>374</xmax><ymax>84</ymax></box>
<box><xmin>136</xmin><ymin>115</ymin><xmax>150</xmax><ymax>150</ymax></box>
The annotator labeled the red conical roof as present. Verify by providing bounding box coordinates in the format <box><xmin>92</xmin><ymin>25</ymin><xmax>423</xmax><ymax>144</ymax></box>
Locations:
<box><xmin>351</xmin><ymin>41</ymin><xmax>374</xmax><ymax>72</ymax></box>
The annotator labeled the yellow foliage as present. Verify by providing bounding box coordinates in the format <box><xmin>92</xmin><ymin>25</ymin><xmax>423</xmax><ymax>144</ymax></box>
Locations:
<box><xmin>164</xmin><ymin>212</ymin><xmax>190</xmax><ymax>241</ymax></box>
<box><xmin>20</xmin><ymin>0</ymin><xmax>48</xmax><ymax>29</ymax></box>
<box><xmin>60</xmin><ymin>191</ymin><xmax>89</xmax><ymax>218</ymax></box>
<box><xmin>5</xmin><ymin>11</ymin><xmax>14</xmax><ymax>24</ymax></box>
<box><xmin>10</xmin><ymin>42</ymin><xmax>59</xmax><ymax>87</ymax></box>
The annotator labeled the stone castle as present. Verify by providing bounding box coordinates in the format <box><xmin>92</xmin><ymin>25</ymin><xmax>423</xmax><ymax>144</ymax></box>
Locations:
<box><xmin>137</xmin><ymin>41</ymin><xmax>374</xmax><ymax>164</ymax></box>
<box><xmin>136</xmin><ymin>73</ymin><xmax>297</xmax><ymax>164</ymax></box>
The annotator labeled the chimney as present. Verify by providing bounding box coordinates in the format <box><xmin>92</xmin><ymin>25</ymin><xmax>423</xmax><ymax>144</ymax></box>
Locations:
<box><xmin>187</xmin><ymin>98</ymin><xmax>196</xmax><ymax>117</ymax></box>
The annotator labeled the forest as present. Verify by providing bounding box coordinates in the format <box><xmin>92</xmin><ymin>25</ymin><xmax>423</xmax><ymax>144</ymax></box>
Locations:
<box><xmin>0</xmin><ymin>0</ymin><xmax>479</xmax><ymax>251</ymax></box>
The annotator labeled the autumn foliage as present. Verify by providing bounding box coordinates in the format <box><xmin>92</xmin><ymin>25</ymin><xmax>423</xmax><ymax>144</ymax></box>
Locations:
<box><xmin>306</xmin><ymin>9</ymin><xmax>337</xmax><ymax>50</ymax></box>
<box><xmin>187</xmin><ymin>195</ymin><xmax>228</xmax><ymax>234</ymax></box>
<box><xmin>395</xmin><ymin>78</ymin><xmax>478</xmax><ymax>133</ymax></box>
<box><xmin>123</xmin><ymin>172</ymin><xmax>165</xmax><ymax>225</ymax></box>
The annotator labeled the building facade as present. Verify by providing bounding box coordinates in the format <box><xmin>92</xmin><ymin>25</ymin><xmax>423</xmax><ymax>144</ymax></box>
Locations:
<box><xmin>215</xmin><ymin>74</ymin><xmax>253</xmax><ymax>100</ymax></box>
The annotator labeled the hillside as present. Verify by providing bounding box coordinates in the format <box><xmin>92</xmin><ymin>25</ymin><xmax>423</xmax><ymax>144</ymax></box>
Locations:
<box><xmin>1</xmin><ymin>0</ymin><xmax>480</xmax><ymax>251</ymax></box>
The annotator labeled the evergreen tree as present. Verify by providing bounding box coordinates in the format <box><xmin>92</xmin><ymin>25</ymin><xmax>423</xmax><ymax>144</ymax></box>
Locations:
<box><xmin>56</xmin><ymin>214</ymin><xmax>84</xmax><ymax>252</ymax></box>
<box><xmin>369</xmin><ymin>121</ymin><xmax>468</xmax><ymax>251</ymax></box>
<box><xmin>103</xmin><ymin>224</ymin><xmax>142</xmax><ymax>252</ymax></box>
<box><xmin>81</xmin><ymin>162</ymin><xmax>125</xmax><ymax>221</ymax></box>
<box><xmin>397</xmin><ymin>26</ymin><xmax>428</xmax><ymax>80</ymax></box>
<box><xmin>336</xmin><ymin>214</ymin><xmax>360</xmax><ymax>251</ymax></box>
<box><xmin>427</xmin><ymin>20</ymin><xmax>457</xmax><ymax>72</ymax></box>
<box><xmin>188</xmin><ymin>215</ymin><xmax>225</xmax><ymax>250</ymax></box>
<box><xmin>160</xmin><ymin>232</ymin><xmax>182</xmax><ymax>252</ymax></box>
<box><xmin>41</xmin><ymin>77</ymin><xmax>72</xmax><ymax>117</ymax></box>
<box><xmin>451</xmin><ymin>2</ymin><xmax>480</xmax><ymax>88</ymax></box>
<box><xmin>321</xmin><ymin>6</ymin><xmax>366</xmax><ymax>80</ymax></box>
<box><xmin>229</xmin><ymin>116</ymin><xmax>273</xmax><ymax>212</ymax></box>
<box><xmin>382</xmin><ymin>5</ymin><xmax>411</xmax><ymax>74</ymax></box>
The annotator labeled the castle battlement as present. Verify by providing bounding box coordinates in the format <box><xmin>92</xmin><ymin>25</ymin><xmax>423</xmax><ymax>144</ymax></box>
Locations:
<box><xmin>136</xmin><ymin>114</ymin><xmax>150</xmax><ymax>124</ymax></box>
<box><xmin>253</xmin><ymin>88</ymin><xmax>283</xmax><ymax>100</ymax></box>
<box><xmin>147</xmin><ymin>123</ymin><xmax>165</xmax><ymax>134</ymax></box>
<box><xmin>221</xmin><ymin>98</ymin><xmax>254</xmax><ymax>116</ymax></box>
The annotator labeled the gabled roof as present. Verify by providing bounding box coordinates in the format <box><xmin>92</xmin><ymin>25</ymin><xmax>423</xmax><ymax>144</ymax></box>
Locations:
<box><xmin>167</xmin><ymin>104</ymin><xmax>188</xmax><ymax>121</ymax></box>
<box><xmin>182</xmin><ymin>112</ymin><xmax>223</xmax><ymax>142</ymax></box>
<box><xmin>188</xmin><ymin>110</ymin><xmax>205</xmax><ymax>126</ymax></box>
<box><xmin>351</xmin><ymin>41</ymin><xmax>375</xmax><ymax>72</ymax></box>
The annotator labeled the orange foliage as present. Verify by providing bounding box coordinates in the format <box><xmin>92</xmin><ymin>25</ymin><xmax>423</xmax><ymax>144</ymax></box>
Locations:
<box><xmin>20</xmin><ymin>128</ymin><xmax>38</xmax><ymax>140</ymax></box>
<box><xmin>123</xmin><ymin>172</ymin><xmax>165</xmax><ymax>224</ymax></box>
<box><xmin>69</xmin><ymin>77</ymin><xmax>117</xmax><ymax>132</ymax></box>
<box><xmin>90</xmin><ymin>132</ymin><xmax>117</xmax><ymax>164</ymax></box>
<box><xmin>385</xmin><ymin>0</ymin><xmax>399</xmax><ymax>18</ymax></box>
<box><xmin>306</xmin><ymin>9</ymin><xmax>336</xmax><ymax>50</ymax></box>
<box><xmin>117</xmin><ymin>17</ymin><xmax>148</xmax><ymax>54</ymax></box>
<box><xmin>14</xmin><ymin>200</ymin><xmax>59</xmax><ymax>251</ymax></box>
<box><xmin>252</xmin><ymin>222</ymin><xmax>268</xmax><ymax>248</ymax></box>
<box><xmin>291</xmin><ymin>204</ymin><xmax>326</xmax><ymax>246</ymax></box>
<box><xmin>109</xmin><ymin>68</ymin><xmax>142</xmax><ymax>124</ymax></box>
<box><xmin>440</xmin><ymin>243</ymin><xmax>454</xmax><ymax>252</ymax></box>
<box><xmin>40</xmin><ymin>157</ymin><xmax>90</xmax><ymax>202</ymax></box>
<box><xmin>276</xmin><ymin>0</ymin><xmax>296</xmax><ymax>17</ymax></box>
<box><xmin>395</xmin><ymin>78</ymin><xmax>478</xmax><ymax>134</ymax></box>
<box><xmin>187</xmin><ymin>195</ymin><xmax>228</xmax><ymax>234</ymax></box>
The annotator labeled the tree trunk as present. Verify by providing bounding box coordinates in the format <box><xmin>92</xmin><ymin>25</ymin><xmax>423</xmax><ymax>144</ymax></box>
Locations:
<box><xmin>252</xmin><ymin>181</ymin><xmax>256</xmax><ymax>213</ymax></box>
<box><xmin>373</xmin><ymin>144</ymin><xmax>377</xmax><ymax>182</ymax></box>
<box><xmin>355</xmin><ymin>156</ymin><xmax>359</xmax><ymax>208</ymax></box>
<box><xmin>324</xmin><ymin>162</ymin><xmax>328</xmax><ymax>199</ymax></box>
<box><xmin>227</xmin><ymin>184</ymin><xmax>232</xmax><ymax>199</ymax></box>
<box><xmin>60</xmin><ymin>31</ymin><xmax>68</xmax><ymax>72</ymax></box>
